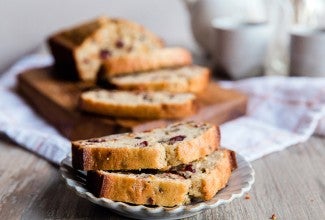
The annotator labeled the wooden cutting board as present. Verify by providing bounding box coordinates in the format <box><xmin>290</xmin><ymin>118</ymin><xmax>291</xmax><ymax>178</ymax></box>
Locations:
<box><xmin>17</xmin><ymin>66</ymin><xmax>247</xmax><ymax>140</ymax></box>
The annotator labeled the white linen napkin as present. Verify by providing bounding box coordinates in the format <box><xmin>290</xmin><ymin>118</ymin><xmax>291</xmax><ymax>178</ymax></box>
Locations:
<box><xmin>0</xmin><ymin>54</ymin><xmax>324</xmax><ymax>164</ymax></box>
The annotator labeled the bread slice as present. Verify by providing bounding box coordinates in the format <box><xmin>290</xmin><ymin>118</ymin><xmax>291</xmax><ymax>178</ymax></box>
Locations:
<box><xmin>87</xmin><ymin>172</ymin><xmax>191</xmax><ymax>207</ymax></box>
<box><xmin>169</xmin><ymin>148</ymin><xmax>237</xmax><ymax>201</ymax></box>
<box><xmin>109</xmin><ymin>65</ymin><xmax>210</xmax><ymax>94</ymax></box>
<box><xmin>48</xmin><ymin>16</ymin><xmax>163</xmax><ymax>81</ymax></box>
<box><xmin>79</xmin><ymin>89</ymin><xmax>196</xmax><ymax>119</ymax></box>
<box><xmin>100</xmin><ymin>47</ymin><xmax>192</xmax><ymax>77</ymax></box>
<box><xmin>87</xmin><ymin>149</ymin><xmax>237</xmax><ymax>207</ymax></box>
<box><xmin>72</xmin><ymin>121</ymin><xmax>220</xmax><ymax>171</ymax></box>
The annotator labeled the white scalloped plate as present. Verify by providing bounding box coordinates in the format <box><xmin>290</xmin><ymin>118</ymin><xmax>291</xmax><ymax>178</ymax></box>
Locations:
<box><xmin>60</xmin><ymin>153</ymin><xmax>254</xmax><ymax>220</ymax></box>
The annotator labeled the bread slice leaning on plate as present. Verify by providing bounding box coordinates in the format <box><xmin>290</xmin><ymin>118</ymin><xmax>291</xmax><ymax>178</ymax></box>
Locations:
<box><xmin>87</xmin><ymin>149</ymin><xmax>237</xmax><ymax>207</ymax></box>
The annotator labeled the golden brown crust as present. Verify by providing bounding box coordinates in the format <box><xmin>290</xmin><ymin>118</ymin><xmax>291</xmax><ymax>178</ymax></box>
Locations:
<box><xmin>87</xmin><ymin>171</ymin><xmax>191</xmax><ymax>207</ymax></box>
<box><xmin>229</xmin><ymin>150</ymin><xmax>238</xmax><ymax>171</ymax></box>
<box><xmin>79</xmin><ymin>90</ymin><xmax>197</xmax><ymax>119</ymax></box>
<box><xmin>110</xmin><ymin>66</ymin><xmax>210</xmax><ymax>94</ymax></box>
<box><xmin>72</xmin><ymin>143</ymin><xmax>167</xmax><ymax>170</ymax></box>
<box><xmin>101</xmin><ymin>47</ymin><xmax>193</xmax><ymax>77</ymax></box>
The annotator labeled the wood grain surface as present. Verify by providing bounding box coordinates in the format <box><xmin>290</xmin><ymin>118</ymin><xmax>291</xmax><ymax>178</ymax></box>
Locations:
<box><xmin>17</xmin><ymin>66</ymin><xmax>247</xmax><ymax>140</ymax></box>
<box><xmin>0</xmin><ymin>134</ymin><xmax>324</xmax><ymax>220</ymax></box>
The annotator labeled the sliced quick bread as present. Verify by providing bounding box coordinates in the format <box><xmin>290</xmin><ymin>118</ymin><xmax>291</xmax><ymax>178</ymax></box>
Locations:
<box><xmin>87</xmin><ymin>149</ymin><xmax>237</xmax><ymax>207</ymax></box>
<box><xmin>87</xmin><ymin>172</ymin><xmax>191</xmax><ymax>207</ymax></box>
<box><xmin>110</xmin><ymin>65</ymin><xmax>210</xmax><ymax>94</ymax></box>
<box><xmin>48</xmin><ymin>16</ymin><xmax>163</xmax><ymax>81</ymax></box>
<box><xmin>72</xmin><ymin>121</ymin><xmax>220</xmax><ymax>170</ymax></box>
<box><xmin>79</xmin><ymin>89</ymin><xmax>196</xmax><ymax>119</ymax></box>
<box><xmin>101</xmin><ymin>47</ymin><xmax>192</xmax><ymax>77</ymax></box>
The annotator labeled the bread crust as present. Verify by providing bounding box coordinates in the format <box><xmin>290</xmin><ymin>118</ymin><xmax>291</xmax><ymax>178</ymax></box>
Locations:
<box><xmin>72</xmin><ymin>144</ymin><xmax>167</xmax><ymax>170</ymax></box>
<box><xmin>48</xmin><ymin>35</ymin><xmax>80</xmax><ymax>80</ymax></box>
<box><xmin>110</xmin><ymin>66</ymin><xmax>210</xmax><ymax>94</ymax></box>
<box><xmin>87</xmin><ymin>171</ymin><xmax>191</xmax><ymax>207</ymax></box>
<box><xmin>47</xmin><ymin>17</ymin><xmax>108</xmax><ymax>81</ymax></box>
<box><xmin>101</xmin><ymin>47</ymin><xmax>192</xmax><ymax>76</ymax></box>
<box><xmin>79</xmin><ymin>90</ymin><xmax>197</xmax><ymax>119</ymax></box>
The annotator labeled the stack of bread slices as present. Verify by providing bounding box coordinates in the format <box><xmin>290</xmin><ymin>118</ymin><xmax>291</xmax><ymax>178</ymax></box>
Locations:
<box><xmin>48</xmin><ymin>16</ymin><xmax>211</xmax><ymax>120</ymax></box>
<box><xmin>50</xmin><ymin>17</ymin><xmax>237</xmax><ymax>207</ymax></box>
<box><xmin>72</xmin><ymin>121</ymin><xmax>237</xmax><ymax>207</ymax></box>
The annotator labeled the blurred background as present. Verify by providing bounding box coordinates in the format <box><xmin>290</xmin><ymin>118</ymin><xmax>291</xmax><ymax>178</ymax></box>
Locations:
<box><xmin>0</xmin><ymin>0</ymin><xmax>195</xmax><ymax>74</ymax></box>
<box><xmin>1</xmin><ymin>0</ymin><xmax>324</xmax><ymax>77</ymax></box>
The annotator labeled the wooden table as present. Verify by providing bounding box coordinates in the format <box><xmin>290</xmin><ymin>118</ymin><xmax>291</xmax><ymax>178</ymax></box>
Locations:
<box><xmin>0</xmin><ymin>134</ymin><xmax>324</xmax><ymax>219</ymax></box>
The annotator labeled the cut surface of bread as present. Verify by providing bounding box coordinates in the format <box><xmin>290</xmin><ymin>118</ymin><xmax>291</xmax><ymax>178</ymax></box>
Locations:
<box><xmin>79</xmin><ymin>89</ymin><xmax>196</xmax><ymax>119</ymax></box>
<box><xmin>169</xmin><ymin>148</ymin><xmax>237</xmax><ymax>200</ymax></box>
<box><xmin>110</xmin><ymin>65</ymin><xmax>210</xmax><ymax>94</ymax></box>
<box><xmin>48</xmin><ymin>16</ymin><xmax>163</xmax><ymax>81</ymax></box>
<box><xmin>101</xmin><ymin>47</ymin><xmax>192</xmax><ymax>77</ymax></box>
<box><xmin>87</xmin><ymin>149</ymin><xmax>237</xmax><ymax>207</ymax></box>
<box><xmin>72</xmin><ymin>121</ymin><xmax>220</xmax><ymax>170</ymax></box>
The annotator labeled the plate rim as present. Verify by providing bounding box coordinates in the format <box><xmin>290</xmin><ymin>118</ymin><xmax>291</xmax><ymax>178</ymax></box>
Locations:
<box><xmin>59</xmin><ymin>152</ymin><xmax>255</xmax><ymax>218</ymax></box>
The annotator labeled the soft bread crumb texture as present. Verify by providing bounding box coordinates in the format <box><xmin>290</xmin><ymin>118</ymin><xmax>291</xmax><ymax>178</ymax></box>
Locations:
<box><xmin>72</xmin><ymin>121</ymin><xmax>220</xmax><ymax>170</ymax></box>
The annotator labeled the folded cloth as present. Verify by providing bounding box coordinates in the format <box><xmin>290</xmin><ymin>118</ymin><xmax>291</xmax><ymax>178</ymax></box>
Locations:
<box><xmin>0</xmin><ymin>54</ymin><xmax>70</xmax><ymax>164</ymax></box>
<box><xmin>220</xmin><ymin>78</ymin><xmax>325</xmax><ymax>160</ymax></box>
<box><xmin>0</xmin><ymin>54</ymin><xmax>324</xmax><ymax>164</ymax></box>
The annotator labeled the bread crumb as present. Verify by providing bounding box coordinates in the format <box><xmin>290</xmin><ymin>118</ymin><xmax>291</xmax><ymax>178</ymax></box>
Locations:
<box><xmin>270</xmin><ymin>214</ymin><xmax>277</xmax><ymax>220</ymax></box>
<box><xmin>244</xmin><ymin>193</ymin><xmax>250</xmax><ymax>200</ymax></box>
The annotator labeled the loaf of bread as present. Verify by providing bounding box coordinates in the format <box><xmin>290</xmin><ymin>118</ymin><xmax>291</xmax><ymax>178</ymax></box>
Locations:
<box><xmin>100</xmin><ymin>47</ymin><xmax>192</xmax><ymax>77</ymax></box>
<box><xmin>79</xmin><ymin>89</ymin><xmax>197</xmax><ymax>119</ymax></box>
<box><xmin>72</xmin><ymin>121</ymin><xmax>220</xmax><ymax>171</ymax></box>
<box><xmin>87</xmin><ymin>149</ymin><xmax>237</xmax><ymax>207</ymax></box>
<box><xmin>109</xmin><ymin>65</ymin><xmax>210</xmax><ymax>94</ymax></box>
<box><xmin>48</xmin><ymin>16</ymin><xmax>163</xmax><ymax>81</ymax></box>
